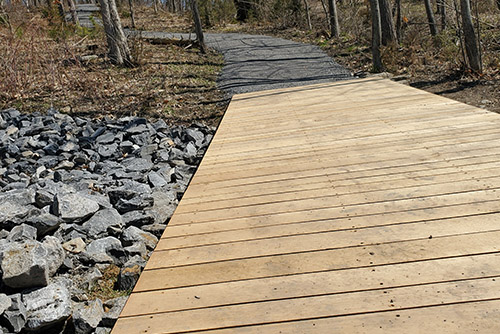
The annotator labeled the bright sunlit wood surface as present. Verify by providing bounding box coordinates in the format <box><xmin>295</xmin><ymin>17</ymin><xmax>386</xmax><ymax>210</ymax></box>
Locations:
<box><xmin>112</xmin><ymin>78</ymin><xmax>500</xmax><ymax>333</ymax></box>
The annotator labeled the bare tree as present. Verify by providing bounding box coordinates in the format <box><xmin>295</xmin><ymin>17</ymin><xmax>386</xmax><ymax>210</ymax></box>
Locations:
<box><xmin>327</xmin><ymin>0</ymin><xmax>340</xmax><ymax>38</ymax></box>
<box><xmin>127</xmin><ymin>0</ymin><xmax>136</xmax><ymax>29</ymax></box>
<box><xmin>424</xmin><ymin>0</ymin><xmax>438</xmax><ymax>35</ymax></box>
<box><xmin>437</xmin><ymin>0</ymin><xmax>446</xmax><ymax>30</ymax></box>
<box><xmin>369</xmin><ymin>0</ymin><xmax>383</xmax><ymax>72</ymax></box>
<box><xmin>460</xmin><ymin>0</ymin><xmax>481</xmax><ymax>71</ymax></box>
<box><xmin>303</xmin><ymin>0</ymin><xmax>312</xmax><ymax>30</ymax></box>
<box><xmin>98</xmin><ymin>0</ymin><xmax>133</xmax><ymax>66</ymax></box>
<box><xmin>191</xmin><ymin>0</ymin><xmax>206</xmax><ymax>53</ymax></box>
<box><xmin>395</xmin><ymin>0</ymin><xmax>402</xmax><ymax>41</ymax></box>
<box><xmin>378</xmin><ymin>0</ymin><xmax>397</xmax><ymax>45</ymax></box>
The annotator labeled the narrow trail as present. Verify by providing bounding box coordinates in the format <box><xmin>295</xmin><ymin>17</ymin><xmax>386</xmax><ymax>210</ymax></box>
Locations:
<box><xmin>130</xmin><ymin>31</ymin><xmax>353</xmax><ymax>95</ymax></box>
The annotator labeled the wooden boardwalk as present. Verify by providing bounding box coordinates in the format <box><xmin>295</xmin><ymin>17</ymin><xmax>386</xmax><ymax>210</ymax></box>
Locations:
<box><xmin>111</xmin><ymin>78</ymin><xmax>500</xmax><ymax>333</ymax></box>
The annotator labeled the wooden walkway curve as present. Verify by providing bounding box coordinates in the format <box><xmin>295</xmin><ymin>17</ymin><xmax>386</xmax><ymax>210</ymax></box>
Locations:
<box><xmin>111</xmin><ymin>78</ymin><xmax>500</xmax><ymax>333</ymax></box>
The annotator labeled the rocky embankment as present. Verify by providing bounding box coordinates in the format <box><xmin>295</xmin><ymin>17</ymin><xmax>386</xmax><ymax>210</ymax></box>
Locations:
<box><xmin>0</xmin><ymin>108</ymin><xmax>214</xmax><ymax>333</ymax></box>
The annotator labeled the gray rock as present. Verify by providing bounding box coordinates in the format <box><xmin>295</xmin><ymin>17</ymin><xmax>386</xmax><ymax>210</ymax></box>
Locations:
<box><xmin>147</xmin><ymin>171</ymin><xmax>168</xmax><ymax>188</ymax></box>
<box><xmin>7</xmin><ymin>224</ymin><xmax>37</xmax><ymax>242</ymax></box>
<box><xmin>23</xmin><ymin>281</ymin><xmax>72</xmax><ymax>331</ymax></box>
<box><xmin>149</xmin><ymin>190</ymin><xmax>178</xmax><ymax>224</ymax></box>
<box><xmin>0</xmin><ymin>294</ymin><xmax>11</xmax><ymax>315</ymax></box>
<box><xmin>185</xmin><ymin>128</ymin><xmax>205</xmax><ymax>147</ymax></box>
<box><xmin>52</xmin><ymin>192</ymin><xmax>100</xmax><ymax>223</ymax></box>
<box><xmin>85</xmin><ymin>237</ymin><xmax>127</xmax><ymax>265</ymax></box>
<box><xmin>73</xmin><ymin>299</ymin><xmax>104</xmax><ymax>334</ymax></box>
<box><xmin>121</xmin><ymin>226</ymin><xmax>158</xmax><ymax>250</ymax></box>
<box><xmin>42</xmin><ymin>236</ymin><xmax>66</xmax><ymax>276</ymax></box>
<box><xmin>116</xmin><ymin>264</ymin><xmax>141</xmax><ymax>291</ymax></box>
<box><xmin>1</xmin><ymin>294</ymin><xmax>27</xmax><ymax>333</ymax></box>
<box><xmin>95</xmin><ymin>327</ymin><xmax>111</xmax><ymax>334</ymax></box>
<box><xmin>62</xmin><ymin>238</ymin><xmax>86</xmax><ymax>254</ymax></box>
<box><xmin>122</xmin><ymin>158</ymin><xmax>153</xmax><ymax>173</ymax></box>
<box><xmin>102</xmin><ymin>296</ymin><xmax>128</xmax><ymax>327</ymax></box>
<box><xmin>60</xmin><ymin>141</ymin><xmax>79</xmax><ymax>152</ymax></box>
<box><xmin>121</xmin><ymin>210</ymin><xmax>155</xmax><ymax>227</ymax></box>
<box><xmin>81</xmin><ymin>208</ymin><xmax>123</xmax><ymax>238</ymax></box>
<box><xmin>96</xmin><ymin>132</ymin><xmax>115</xmax><ymax>144</ymax></box>
<box><xmin>124</xmin><ymin>242</ymin><xmax>147</xmax><ymax>258</ymax></box>
<box><xmin>1</xmin><ymin>240</ymin><xmax>50</xmax><ymax>288</ymax></box>
<box><xmin>141</xmin><ymin>223</ymin><xmax>167</xmax><ymax>238</ymax></box>
<box><xmin>108</xmin><ymin>180</ymin><xmax>151</xmax><ymax>205</ymax></box>
<box><xmin>34</xmin><ymin>189</ymin><xmax>54</xmax><ymax>208</ymax></box>
<box><xmin>139</xmin><ymin>144</ymin><xmax>157</xmax><ymax>158</ymax></box>
<box><xmin>98</xmin><ymin>143</ymin><xmax>118</xmax><ymax>158</ymax></box>
<box><xmin>0</xmin><ymin>189</ymin><xmax>34</xmax><ymax>224</ymax></box>
<box><xmin>114</xmin><ymin>194</ymin><xmax>154</xmax><ymax>213</ymax></box>
<box><xmin>1</xmin><ymin>237</ymin><xmax>64</xmax><ymax>289</ymax></box>
<box><xmin>124</xmin><ymin>255</ymin><xmax>147</xmax><ymax>269</ymax></box>
<box><xmin>24</xmin><ymin>209</ymin><xmax>61</xmax><ymax>237</ymax></box>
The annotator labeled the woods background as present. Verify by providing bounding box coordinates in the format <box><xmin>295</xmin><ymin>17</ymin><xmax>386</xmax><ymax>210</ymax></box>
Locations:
<box><xmin>1</xmin><ymin>0</ymin><xmax>499</xmax><ymax>120</ymax></box>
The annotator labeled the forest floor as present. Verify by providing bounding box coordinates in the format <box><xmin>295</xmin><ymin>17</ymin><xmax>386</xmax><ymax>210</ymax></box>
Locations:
<box><xmin>0</xmin><ymin>7</ymin><xmax>227</xmax><ymax>126</ymax></box>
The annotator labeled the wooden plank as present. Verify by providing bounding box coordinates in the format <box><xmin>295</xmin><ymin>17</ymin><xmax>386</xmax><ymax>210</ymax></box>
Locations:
<box><xmin>171</xmin><ymin>180</ymin><xmax>500</xmax><ymax>226</ymax></box>
<box><xmin>164</xmin><ymin>199</ymin><xmax>500</xmax><ymax>238</ymax></box>
<box><xmin>154</xmin><ymin>214</ymin><xmax>500</xmax><ymax>266</ymax></box>
<box><xmin>176</xmin><ymin>164</ymin><xmax>500</xmax><ymax>213</ymax></box>
<box><xmin>112</xmin><ymin>78</ymin><xmax>500</xmax><ymax>334</ymax></box>
<box><xmin>159</xmin><ymin>212</ymin><xmax>500</xmax><ymax>250</ymax></box>
<box><xmin>168</xmin><ymin>300</ymin><xmax>500</xmax><ymax>334</ymax></box>
<box><xmin>121</xmin><ymin>253</ymin><xmax>500</xmax><ymax>316</ymax></box>
<box><xmin>141</xmin><ymin>230</ymin><xmax>500</xmax><ymax>285</ymax></box>
<box><xmin>113</xmin><ymin>277</ymin><xmax>500</xmax><ymax>333</ymax></box>
<box><xmin>185</xmin><ymin>151</ymin><xmax>500</xmax><ymax>202</ymax></box>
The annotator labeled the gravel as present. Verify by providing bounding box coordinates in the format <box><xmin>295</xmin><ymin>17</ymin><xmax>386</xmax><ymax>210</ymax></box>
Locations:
<box><xmin>0</xmin><ymin>108</ymin><xmax>214</xmax><ymax>333</ymax></box>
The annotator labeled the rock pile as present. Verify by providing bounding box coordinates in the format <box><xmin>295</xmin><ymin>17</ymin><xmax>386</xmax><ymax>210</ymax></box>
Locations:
<box><xmin>0</xmin><ymin>108</ymin><xmax>214</xmax><ymax>333</ymax></box>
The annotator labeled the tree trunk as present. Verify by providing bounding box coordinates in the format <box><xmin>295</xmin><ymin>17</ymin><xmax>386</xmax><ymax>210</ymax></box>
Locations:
<box><xmin>303</xmin><ymin>0</ymin><xmax>312</xmax><ymax>30</ymax></box>
<box><xmin>67</xmin><ymin>0</ymin><xmax>79</xmax><ymax>25</ymax></box>
<box><xmin>233</xmin><ymin>0</ymin><xmax>251</xmax><ymax>22</ymax></box>
<box><xmin>437</xmin><ymin>0</ymin><xmax>446</xmax><ymax>30</ymax></box>
<box><xmin>127</xmin><ymin>0</ymin><xmax>135</xmax><ymax>29</ymax></box>
<box><xmin>424</xmin><ymin>0</ymin><xmax>438</xmax><ymax>35</ymax></box>
<box><xmin>369</xmin><ymin>0</ymin><xmax>383</xmax><ymax>72</ymax></box>
<box><xmin>98</xmin><ymin>0</ymin><xmax>133</xmax><ymax>66</ymax></box>
<box><xmin>378</xmin><ymin>0</ymin><xmax>397</xmax><ymax>45</ymax></box>
<box><xmin>327</xmin><ymin>0</ymin><xmax>340</xmax><ymax>38</ymax></box>
<box><xmin>153</xmin><ymin>0</ymin><xmax>157</xmax><ymax>14</ymax></box>
<box><xmin>395</xmin><ymin>0</ymin><xmax>402</xmax><ymax>42</ymax></box>
<box><xmin>291</xmin><ymin>0</ymin><xmax>301</xmax><ymax>22</ymax></box>
<box><xmin>319</xmin><ymin>0</ymin><xmax>331</xmax><ymax>31</ymax></box>
<box><xmin>460</xmin><ymin>0</ymin><xmax>480</xmax><ymax>71</ymax></box>
<box><xmin>191</xmin><ymin>0</ymin><xmax>206</xmax><ymax>53</ymax></box>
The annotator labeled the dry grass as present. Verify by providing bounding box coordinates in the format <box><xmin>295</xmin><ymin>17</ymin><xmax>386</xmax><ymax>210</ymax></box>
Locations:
<box><xmin>0</xmin><ymin>4</ymin><xmax>226</xmax><ymax>126</ymax></box>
